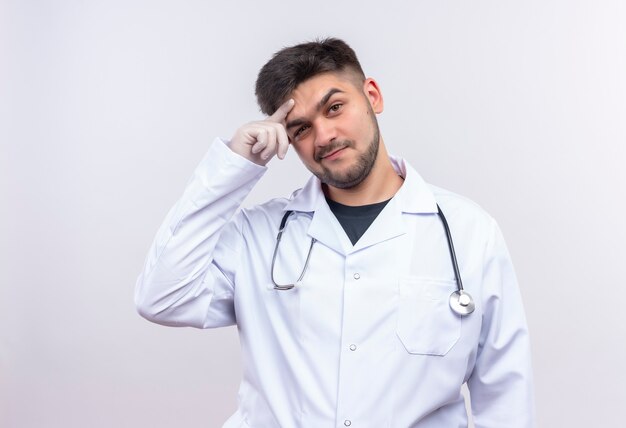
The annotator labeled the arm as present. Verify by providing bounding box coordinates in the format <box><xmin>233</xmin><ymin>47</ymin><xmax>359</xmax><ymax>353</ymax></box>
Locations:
<box><xmin>134</xmin><ymin>139</ymin><xmax>266</xmax><ymax>328</ymax></box>
<box><xmin>135</xmin><ymin>100</ymin><xmax>295</xmax><ymax>328</ymax></box>
<box><xmin>468</xmin><ymin>219</ymin><xmax>536</xmax><ymax>427</ymax></box>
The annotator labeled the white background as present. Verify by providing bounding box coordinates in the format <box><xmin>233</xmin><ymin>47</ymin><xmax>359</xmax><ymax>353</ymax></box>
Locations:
<box><xmin>2</xmin><ymin>1</ymin><xmax>625</xmax><ymax>427</ymax></box>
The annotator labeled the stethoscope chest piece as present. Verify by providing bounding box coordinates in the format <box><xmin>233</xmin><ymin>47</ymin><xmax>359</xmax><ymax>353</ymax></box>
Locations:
<box><xmin>449</xmin><ymin>290</ymin><xmax>475</xmax><ymax>316</ymax></box>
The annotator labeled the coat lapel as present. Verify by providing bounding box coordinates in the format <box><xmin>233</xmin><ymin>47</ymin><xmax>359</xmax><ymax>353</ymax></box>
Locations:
<box><xmin>351</xmin><ymin>197</ymin><xmax>406</xmax><ymax>252</ymax></box>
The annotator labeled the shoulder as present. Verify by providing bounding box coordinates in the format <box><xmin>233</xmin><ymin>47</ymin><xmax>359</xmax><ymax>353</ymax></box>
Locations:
<box><xmin>428</xmin><ymin>184</ymin><xmax>497</xmax><ymax>237</ymax></box>
<box><xmin>430</xmin><ymin>184</ymin><xmax>490</xmax><ymax>216</ymax></box>
<box><xmin>242</xmin><ymin>197</ymin><xmax>291</xmax><ymax>217</ymax></box>
<box><xmin>238</xmin><ymin>195</ymin><xmax>295</xmax><ymax>231</ymax></box>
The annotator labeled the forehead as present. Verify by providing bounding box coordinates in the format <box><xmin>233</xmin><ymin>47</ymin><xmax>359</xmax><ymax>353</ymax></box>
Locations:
<box><xmin>290</xmin><ymin>71</ymin><xmax>361</xmax><ymax>102</ymax></box>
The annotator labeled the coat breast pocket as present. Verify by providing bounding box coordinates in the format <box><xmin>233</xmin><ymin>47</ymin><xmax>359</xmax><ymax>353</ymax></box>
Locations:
<box><xmin>396</xmin><ymin>277</ymin><xmax>462</xmax><ymax>356</ymax></box>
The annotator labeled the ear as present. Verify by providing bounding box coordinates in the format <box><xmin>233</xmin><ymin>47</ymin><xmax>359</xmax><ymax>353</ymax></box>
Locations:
<box><xmin>363</xmin><ymin>78</ymin><xmax>384</xmax><ymax>114</ymax></box>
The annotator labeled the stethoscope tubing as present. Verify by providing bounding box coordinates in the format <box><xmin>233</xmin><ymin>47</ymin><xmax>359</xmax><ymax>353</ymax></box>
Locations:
<box><xmin>271</xmin><ymin>204</ymin><xmax>475</xmax><ymax>315</ymax></box>
<box><xmin>436</xmin><ymin>205</ymin><xmax>465</xmax><ymax>292</ymax></box>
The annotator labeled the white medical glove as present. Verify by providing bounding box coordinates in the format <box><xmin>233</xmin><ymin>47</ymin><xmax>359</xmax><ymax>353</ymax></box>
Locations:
<box><xmin>228</xmin><ymin>98</ymin><xmax>294</xmax><ymax>166</ymax></box>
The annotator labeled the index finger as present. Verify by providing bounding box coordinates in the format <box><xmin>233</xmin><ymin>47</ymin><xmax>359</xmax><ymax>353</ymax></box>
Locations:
<box><xmin>268</xmin><ymin>98</ymin><xmax>295</xmax><ymax>123</ymax></box>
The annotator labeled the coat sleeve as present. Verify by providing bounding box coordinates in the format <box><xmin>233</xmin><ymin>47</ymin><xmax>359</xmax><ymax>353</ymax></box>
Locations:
<box><xmin>134</xmin><ymin>139</ymin><xmax>266</xmax><ymax>328</ymax></box>
<box><xmin>467</xmin><ymin>218</ymin><xmax>536</xmax><ymax>428</ymax></box>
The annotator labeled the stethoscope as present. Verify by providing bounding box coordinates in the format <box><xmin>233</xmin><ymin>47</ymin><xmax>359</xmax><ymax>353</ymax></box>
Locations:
<box><xmin>270</xmin><ymin>204</ymin><xmax>475</xmax><ymax>316</ymax></box>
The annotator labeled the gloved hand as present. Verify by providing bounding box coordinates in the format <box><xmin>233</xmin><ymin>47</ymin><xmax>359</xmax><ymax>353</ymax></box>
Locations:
<box><xmin>228</xmin><ymin>99</ymin><xmax>294</xmax><ymax>165</ymax></box>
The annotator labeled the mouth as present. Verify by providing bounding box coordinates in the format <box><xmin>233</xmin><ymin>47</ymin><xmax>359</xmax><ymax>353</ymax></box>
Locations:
<box><xmin>319</xmin><ymin>146</ymin><xmax>347</xmax><ymax>161</ymax></box>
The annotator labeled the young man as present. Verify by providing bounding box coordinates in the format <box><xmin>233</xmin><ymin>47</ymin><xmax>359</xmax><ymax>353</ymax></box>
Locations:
<box><xmin>136</xmin><ymin>38</ymin><xmax>535</xmax><ymax>427</ymax></box>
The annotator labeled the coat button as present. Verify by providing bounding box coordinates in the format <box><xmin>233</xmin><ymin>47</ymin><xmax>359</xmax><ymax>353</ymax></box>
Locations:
<box><xmin>344</xmin><ymin>420</ymin><xmax>352</xmax><ymax>426</ymax></box>
<box><xmin>353</xmin><ymin>273</ymin><xmax>360</xmax><ymax>280</ymax></box>
<box><xmin>349</xmin><ymin>344</ymin><xmax>357</xmax><ymax>351</ymax></box>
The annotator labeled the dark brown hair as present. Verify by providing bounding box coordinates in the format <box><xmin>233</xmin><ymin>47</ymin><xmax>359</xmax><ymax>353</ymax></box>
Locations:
<box><xmin>255</xmin><ymin>38</ymin><xmax>366</xmax><ymax>115</ymax></box>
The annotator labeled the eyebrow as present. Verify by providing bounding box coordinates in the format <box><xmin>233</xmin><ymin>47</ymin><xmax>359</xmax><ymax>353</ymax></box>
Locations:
<box><xmin>285</xmin><ymin>88</ymin><xmax>345</xmax><ymax>130</ymax></box>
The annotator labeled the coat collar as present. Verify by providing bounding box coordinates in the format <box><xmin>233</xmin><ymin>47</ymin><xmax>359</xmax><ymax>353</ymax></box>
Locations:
<box><xmin>282</xmin><ymin>155</ymin><xmax>438</xmax><ymax>255</ymax></box>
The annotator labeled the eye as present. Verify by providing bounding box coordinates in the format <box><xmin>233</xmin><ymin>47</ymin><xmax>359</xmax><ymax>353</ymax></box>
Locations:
<box><xmin>328</xmin><ymin>103</ymin><xmax>342</xmax><ymax>114</ymax></box>
<box><xmin>294</xmin><ymin>124</ymin><xmax>310</xmax><ymax>139</ymax></box>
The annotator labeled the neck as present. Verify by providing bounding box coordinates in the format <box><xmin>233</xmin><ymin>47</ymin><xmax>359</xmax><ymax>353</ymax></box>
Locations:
<box><xmin>323</xmin><ymin>139</ymin><xmax>404</xmax><ymax>206</ymax></box>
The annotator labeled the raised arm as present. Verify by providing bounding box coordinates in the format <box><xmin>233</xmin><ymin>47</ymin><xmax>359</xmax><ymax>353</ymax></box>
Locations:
<box><xmin>135</xmin><ymin>100</ymin><xmax>294</xmax><ymax>328</ymax></box>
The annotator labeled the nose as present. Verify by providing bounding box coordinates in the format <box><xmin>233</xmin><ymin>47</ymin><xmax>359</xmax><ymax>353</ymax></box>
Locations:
<box><xmin>314</xmin><ymin>118</ymin><xmax>337</xmax><ymax>148</ymax></box>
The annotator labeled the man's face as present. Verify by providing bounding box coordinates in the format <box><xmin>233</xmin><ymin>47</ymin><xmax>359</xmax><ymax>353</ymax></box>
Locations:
<box><xmin>284</xmin><ymin>71</ymin><xmax>383</xmax><ymax>189</ymax></box>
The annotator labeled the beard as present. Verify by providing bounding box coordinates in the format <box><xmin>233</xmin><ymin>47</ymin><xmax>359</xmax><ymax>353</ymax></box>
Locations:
<box><xmin>313</xmin><ymin>111</ymin><xmax>381</xmax><ymax>189</ymax></box>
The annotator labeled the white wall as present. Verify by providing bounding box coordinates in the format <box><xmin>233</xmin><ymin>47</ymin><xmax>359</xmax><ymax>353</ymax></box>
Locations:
<box><xmin>2</xmin><ymin>1</ymin><xmax>625</xmax><ymax>426</ymax></box>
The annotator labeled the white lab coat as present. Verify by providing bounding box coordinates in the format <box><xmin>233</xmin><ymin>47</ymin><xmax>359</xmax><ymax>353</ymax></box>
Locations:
<box><xmin>135</xmin><ymin>139</ymin><xmax>535</xmax><ymax>428</ymax></box>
